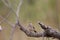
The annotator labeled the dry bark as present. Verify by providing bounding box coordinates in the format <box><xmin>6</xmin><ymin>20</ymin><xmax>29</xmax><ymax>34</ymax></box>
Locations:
<box><xmin>17</xmin><ymin>21</ymin><xmax>60</xmax><ymax>40</ymax></box>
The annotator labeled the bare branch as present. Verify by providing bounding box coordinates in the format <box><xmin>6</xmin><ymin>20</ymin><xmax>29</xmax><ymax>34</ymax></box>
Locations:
<box><xmin>16</xmin><ymin>0</ymin><xmax>23</xmax><ymax>18</ymax></box>
<box><xmin>17</xmin><ymin>21</ymin><xmax>60</xmax><ymax>40</ymax></box>
<box><xmin>1</xmin><ymin>0</ymin><xmax>16</xmax><ymax>14</ymax></box>
<box><xmin>9</xmin><ymin>24</ymin><xmax>17</xmax><ymax>40</ymax></box>
<box><xmin>18</xmin><ymin>22</ymin><xmax>45</xmax><ymax>37</ymax></box>
<box><xmin>38</xmin><ymin>22</ymin><xmax>60</xmax><ymax>39</ymax></box>
<box><xmin>1</xmin><ymin>0</ymin><xmax>11</xmax><ymax>7</ymax></box>
<box><xmin>0</xmin><ymin>15</ymin><xmax>14</xmax><ymax>27</ymax></box>
<box><xmin>0</xmin><ymin>10</ymin><xmax>12</xmax><ymax>25</ymax></box>
<box><xmin>9</xmin><ymin>0</ymin><xmax>23</xmax><ymax>40</ymax></box>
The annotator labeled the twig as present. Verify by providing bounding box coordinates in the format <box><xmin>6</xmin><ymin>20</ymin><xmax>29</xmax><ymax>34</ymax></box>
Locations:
<box><xmin>1</xmin><ymin>0</ymin><xmax>11</xmax><ymax>7</ymax></box>
<box><xmin>16</xmin><ymin>0</ymin><xmax>23</xmax><ymax>17</ymax></box>
<box><xmin>9</xmin><ymin>24</ymin><xmax>17</xmax><ymax>40</ymax></box>
<box><xmin>0</xmin><ymin>15</ymin><xmax>14</xmax><ymax>27</ymax></box>
<box><xmin>9</xmin><ymin>0</ymin><xmax>23</xmax><ymax>40</ymax></box>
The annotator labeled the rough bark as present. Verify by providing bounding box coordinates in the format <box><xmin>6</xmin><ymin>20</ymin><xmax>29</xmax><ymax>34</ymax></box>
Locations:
<box><xmin>17</xmin><ymin>21</ymin><xmax>60</xmax><ymax>40</ymax></box>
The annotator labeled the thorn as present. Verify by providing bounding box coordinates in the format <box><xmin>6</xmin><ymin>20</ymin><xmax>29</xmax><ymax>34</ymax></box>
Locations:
<box><xmin>29</xmin><ymin>23</ymin><xmax>35</xmax><ymax>30</ymax></box>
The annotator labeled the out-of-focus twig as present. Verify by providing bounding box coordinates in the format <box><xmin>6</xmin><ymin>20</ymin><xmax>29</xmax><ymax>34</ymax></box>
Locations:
<box><xmin>1</xmin><ymin>0</ymin><xmax>16</xmax><ymax>13</ymax></box>
<box><xmin>0</xmin><ymin>15</ymin><xmax>14</xmax><ymax>40</ymax></box>
<box><xmin>1</xmin><ymin>0</ymin><xmax>23</xmax><ymax>40</ymax></box>
<box><xmin>1</xmin><ymin>0</ymin><xmax>11</xmax><ymax>7</ymax></box>
<box><xmin>0</xmin><ymin>15</ymin><xmax>14</xmax><ymax>27</ymax></box>
<box><xmin>9</xmin><ymin>0</ymin><xmax>23</xmax><ymax>40</ymax></box>
<box><xmin>16</xmin><ymin>0</ymin><xmax>23</xmax><ymax>16</ymax></box>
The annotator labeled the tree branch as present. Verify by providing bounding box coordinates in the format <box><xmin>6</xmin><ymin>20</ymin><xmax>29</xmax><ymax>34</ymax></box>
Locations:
<box><xmin>9</xmin><ymin>0</ymin><xmax>23</xmax><ymax>40</ymax></box>
<box><xmin>0</xmin><ymin>15</ymin><xmax>14</xmax><ymax>27</ymax></box>
<box><xmin>1</xmin><ymin>0</ymin><xmax>11</xmax><ymax>7</ymax></box>
<box><xmin>18</xmin><ymin>22</ymin><xmax>45</xmax><ymax>37</ymax></box>
<box><xmin>38</xmin><ymin>22</ymin><xmax>60</xmax><ymax>39</ymax></box>
<box><xmin>17</xmin><ymin>21</ymin><xmax>60</xmax><ymax>40</ymax></box>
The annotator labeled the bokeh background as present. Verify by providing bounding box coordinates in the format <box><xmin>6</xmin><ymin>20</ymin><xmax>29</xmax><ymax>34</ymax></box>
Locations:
<box><xmin>0</xmin><ymin>0</ymin><xmax>60</xmax><ymax>40</ymax></box>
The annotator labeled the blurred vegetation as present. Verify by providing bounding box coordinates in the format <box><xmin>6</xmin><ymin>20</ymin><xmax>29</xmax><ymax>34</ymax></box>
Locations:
<box><xmin>0</xmin><ymin>0</ymin><xmax>60</xmax><ymax>40</ymax></box>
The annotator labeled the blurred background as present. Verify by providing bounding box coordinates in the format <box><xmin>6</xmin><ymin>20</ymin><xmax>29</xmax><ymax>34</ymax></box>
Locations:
<box><xmin>0</xmin><ymin>0</ymin><xmax>60</xmax><ymax>40</ymax></box>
